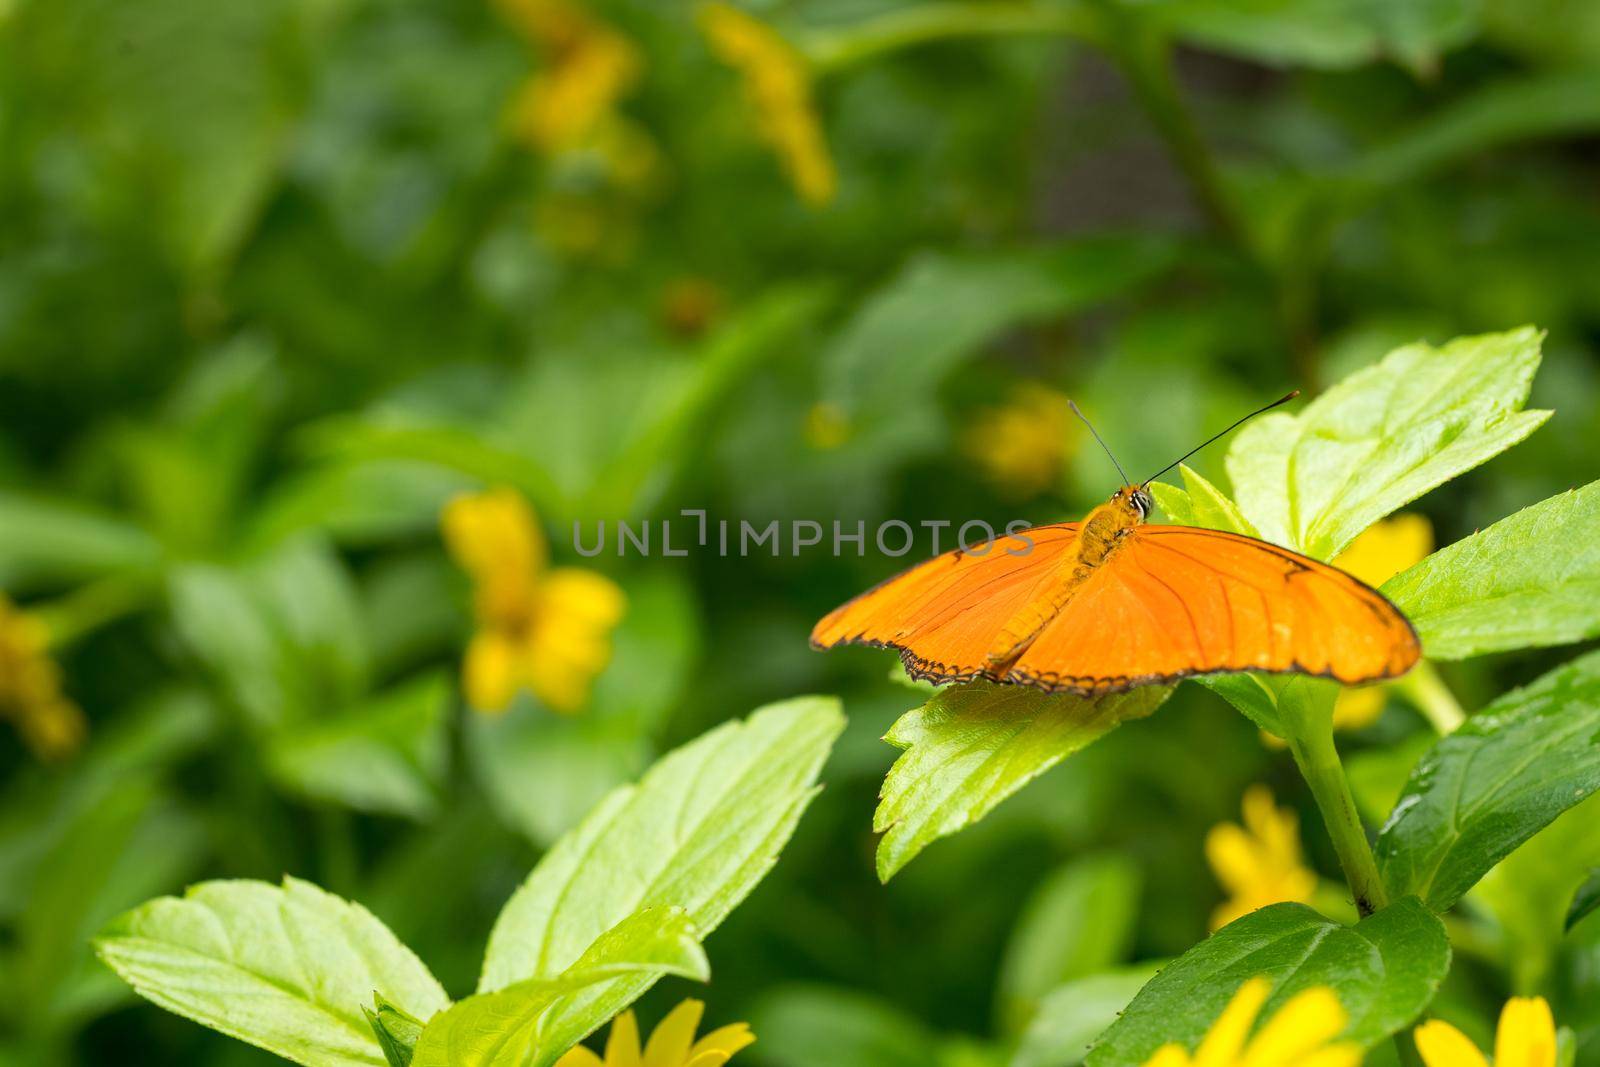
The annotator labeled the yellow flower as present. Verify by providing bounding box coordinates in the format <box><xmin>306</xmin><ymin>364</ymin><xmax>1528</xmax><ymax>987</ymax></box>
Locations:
<box><xmin>1414</xmin><ymin>996</ymin><xmax>1557</xmax><ymax>1067</ymax></box>
<box><xmin>495</xmin><ymin>0</ymin><xmax>642</xmax><ymax>152</ymax></box>
<box><xmin>442</xmin><ymin>488</ymin><xmax>625</xmax><ymax>714</ymax></box>
<box><xmin>1329</xmin><ymin>514</ymin><xmax>1434</xmax><ymax>732</ymax></box>
<box><xmin>0</xmin><ymin>594</ymin><xmax>87</xmax><ymax>761</ymax></box>
<box><xmin>964</xmin><ymin>385</ymin><xmax>1075</xmax><ymax>499</ymax></box>
<box><xmin>556</xmin><ymin>1000</ymin><xmax>754</xmax><ymax>1067</ymax></box>
<box><xmin>803</xmin><ymin>401</ymin><xmax>851</xmax><ymax>450</ymax></box>
<box><xmin>1141</xmin><ymin>977</ymin><xmax>1361</xmax><ymax>1067</ymax></box>
<box><xmin>1206</xmin><ymin>786</ymin><xmax>1318</xmax><ymax>931</ymax></box>
<box><xmin>698</xmin><ymin>2</ymin><xmax>836</xmax><ymax>206</ymax></box>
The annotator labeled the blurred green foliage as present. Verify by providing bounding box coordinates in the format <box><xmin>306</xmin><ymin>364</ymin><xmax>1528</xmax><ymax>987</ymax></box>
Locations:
<box><xmin>5</xmin><ymin>0</ymin><xmax>1600</xmax><ymax>1063</ymax></box>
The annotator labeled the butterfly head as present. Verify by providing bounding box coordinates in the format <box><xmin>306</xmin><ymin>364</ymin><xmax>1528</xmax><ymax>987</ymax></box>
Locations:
<box><xmin>1111</xmin><ymin>485</ymin><xmax>1153</xmax><ymax>523</ymax></box>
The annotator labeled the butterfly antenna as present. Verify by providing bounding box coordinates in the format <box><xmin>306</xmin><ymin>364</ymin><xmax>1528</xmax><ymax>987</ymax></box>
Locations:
<box><xmin>1141</xmin><ymin>390</ymin><xmax>1300</xmax><ymax>486</ymax></box>
<box><xmin>1068</xmin><ymin>399</ymin><xmax>1132</xmax><ymax>486</ymax></box>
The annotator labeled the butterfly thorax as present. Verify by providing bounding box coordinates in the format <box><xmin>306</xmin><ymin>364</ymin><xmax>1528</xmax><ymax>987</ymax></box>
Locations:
<box><xmin>1077</xmin><ymin>486</ymin><xmax>1149</xmax><ymax>568</ymax></box>
<box><xmin>982</xmin><ymin>486</ymin><xmax>1149</xmax><ymax>672</ymax></box>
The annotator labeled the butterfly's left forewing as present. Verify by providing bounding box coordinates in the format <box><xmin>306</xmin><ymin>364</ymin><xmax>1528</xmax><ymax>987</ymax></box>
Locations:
<box><xmin>1004</xmin><ymin>525</ymin><xmax>1419</xmax><ymax>693</ymax></box>
<box><xmin>810</xmin><ymin>523</ymin><xmax>1080</xmax><ymax>684</ymax></box>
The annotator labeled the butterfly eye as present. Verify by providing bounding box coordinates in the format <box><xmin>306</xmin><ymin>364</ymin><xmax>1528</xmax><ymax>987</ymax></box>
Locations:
<box><xmin>1132</xmin><ymin>490</ymin><xmax>1152</xmax><ymax>517</ymax></box>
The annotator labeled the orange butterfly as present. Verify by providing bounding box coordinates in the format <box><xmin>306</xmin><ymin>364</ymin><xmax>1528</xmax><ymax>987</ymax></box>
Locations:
<box><xmin>812</xmin><ymin>393</ymin><xmax>1420</xmax><ymax>695</ymax></box>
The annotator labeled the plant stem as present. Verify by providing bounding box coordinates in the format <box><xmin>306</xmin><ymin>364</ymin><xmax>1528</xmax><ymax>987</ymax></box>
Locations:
<box><xmin>1106</xmin><ymin>24</ymin><xmax>1250</xmax><ymax>252</ymax></box>
<box><xmin>802</xmin><ymin>1</ymin><xmax>1099</xmax><ymax>72</ymax></box>
<box><xmin>1399</xmin><ymin>661</ymin><xmax>1466</xmax><ymax>735</ymax></box>
<box><xmin>1288</xmin><ymin>717</ymin><xmax>1389</xmax><ymax>917</ymax></box>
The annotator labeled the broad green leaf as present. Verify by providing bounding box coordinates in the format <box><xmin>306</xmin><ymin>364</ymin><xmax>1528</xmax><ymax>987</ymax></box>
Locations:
<box><xmin>266</xmin><ymin>672</ymin><xmax>450</xmax><ymax>820</ymax></box>
<box><xmin>748</xmin><ymin>985</ymin><xmax>939</xmax><ymax>1067</ymax></box>
<box><xmin>168</xmin><ymin>536</ymin><xmax>369</xmax><ymax>728</ymax></box>
<box><xmin>1194</xmin><ymin>674</ymin><xmax>1286</xmax><ymax>737</ymax></box>
<box><xmin>365</xmin><ymin>995</ymin><xmax>424</xmax><ymax>1067</ymax></box>
<box><xmin>412</xmin><ymin>908</ymin><xmax>706</xmax><ymax>1067</ymax></box>
<box><xmin>1150</xmin><ymin>465</ymin><xmax>1258</xmax><ymax>537</ymax></box>
<box><xmin>95</xmin><ymin>877</ymin><xmax>449</xmax><ymax>1067</ymax></box>
<box><xmin>7</xmin><ymin>0</ymin><xmax>336</xmax><ymax>273</ymax></box>
<box><xmin>997</xmin><ymin>854</ymin><xmax>1142</xmax><ymax>1033</ymax></box>
<box><xmin>478</xmin><ymin>697</ymin><xmax>843</xmax><ymax>1065</ymax></box>
<box><xmin>249</xmin><ymin>460</ymin><xmax>476</xmax><ymax>549</ymax></box>
<box><xmin>1129</xmin><ymin>0</ymin><xmax>1477</xmax><ymax>72</ymax></box>
<box><xmin>1383</xmin><ymin>481</ymin><xmax>1600</xmax><ymax>660</ymax></box>
<box><xmin>1086</xmin><ymin>899</ymin><xmax>1449</xmax><ymax>1065</ymax></box>
<box><xmin>823</xmin><ymin>239</ymin><xmax>1173</xmax><ymax>424</ymax></box>
<box><xmin>875</xmin><ymin>682</ymin><xmax>1169</xmax><ymax>882</ymax></box>
<box><xmin>0</xmin><ymin>492</ymin><xmax>160</xmax><ymax>591</ymax></box>
<box><xmin>1376</xmin><ymin>649</ymin><xmax>1600</xmax><ymax>911</ymax></box>
<box><xmin>1228</xmin><ymin>328</ymin><xmax>1549</xmax><ymax>560</ymax></box>
<box><xmin>1011</xmin><ymin>967</ymin><xmax>1161</xmax><ymax>1067</ymax></box>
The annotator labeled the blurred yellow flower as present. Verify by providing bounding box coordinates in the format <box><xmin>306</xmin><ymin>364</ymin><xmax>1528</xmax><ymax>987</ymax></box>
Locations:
<box><xmin>495</xmin><ymin>0</ymin><xmax>641</xmax><ymax>152</ymax></box>
<box><xmin>1332</xmin><ymin>513</ymin><xmax>1434</xmax><ymax>588</ymax></box>
<box><xmin>442</xmin><ymin>488</ymin><xmax>625</xmax><ymax>714</ymax></box>
<box><xmin>964</xmin><ymin>384</ymin><xmax>1075</xmax><ymax>499</ymax></box>
<box><xmin>1206</xmin><ymin>785</ymin><xmax>1318</xmax><ymax>930</ymax></box>
<box><xmin>556</xmin><ymin>1000</ymin><xmax>754</xmax><ymax>1067</ymax></box>
<box><xmin>1141</xmin><ymin>977</ymin><xmax>1360</xmax><ymax>1067</ymax></box>
<box><xmin>699</xmin><ymin>2</ymin><xmax>836</xmax><ymax>206</ymax></box>
<box><xmin>1329</xmin><ymin>514</ymin><xmax>1434</xmax><ymax>732</ymax></box>
<box><xmin>0</xmin><ymin>594</ymin><xmax>86</xmax><ymax>761</ymax></box>
<box><xmin>804</xmin><ymin>401</ymin><xmax>851</xmax><ymax>450</ymax></box>
<box><xmin>1414</xmin><ymin>996</ymin><xmax>1557</xmax><ymax>1067</ymax></box>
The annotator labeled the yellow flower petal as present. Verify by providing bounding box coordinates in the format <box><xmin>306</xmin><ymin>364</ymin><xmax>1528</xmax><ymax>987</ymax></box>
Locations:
<box><xmin>1495</xmin><ymin>997</ymin><xmax>1557</xmax><ymax>1067</ymax></box>
<box><xmin>964</xmin><ymin>385</ymin><xmax>1074</xmax><ymax>499</ymax></box>
<box><xmin>1414</xmin><ymin>1019</ymin><xmax>1490</xmax><ymax>1067</ymax></box>
<box><xmin>0</xmin><ymin>595</ymin><xmax>87</xmax><ymax>761</ymax></box>
<box><xmin>698</xmin><ymin>2</ymin><xmax>835</xmax><ymax>205</ymax></box>
<box><xmin>1332</xmin><ymin>686</ymin><xmax>1386</xmax><ymax>731</ymax></box>
<box><xmin>1331</xmin><ymin>514</ymin><xmax>1434</xmax><ymax>588</ymax></box>
<box><xmin>464</xmin><ymin>631</ymin><xmax>525</xmax><ymax>713</ymax></box>
<box><xmin>606</xmin><ymin>1010</ymin><xmax>643</xmax><ymax>1067</ymax></box>
<box><xmin>1240</xmin><ymin>987</ymin><xmax>1346</xmax><ymax>1067</ymax></box>
<box><xmin>1193</xmin><ymin>977</ymin><xmax>1270</xmax><ymax>1067</ymax></box>
<box><xmin>643</xmin><ymin>999</ymin><xmax>704</xmax><ymax>1067</ymax></box>
<box><xmin>555</xmin><ymin>1047</ymin><xmax>606</xmax><ymax>1067</ymax></box>
<box><xmin>1206</xmin><ymin>788</ymin><xmax>1317</xmax><ymax>931</ymax></box>
<box><xmin>1143</xmin><ymin>1044</ymin><xmax>1194</xmax><ymax>1067</ymax></box>
<box><xmin>690</xmin><ymin>1023</ymin><xmax>756</xmax><ymax>1061</ymax></box>
<box><xmin>1292</xmin><ymin>1045</ymin><xmax>1364</xmax><ymax>1067</ymax></box>
<box><xmin>442</xmin><ymin>488</ymin><xmax>547</xmax><ymax>626</ymax></box>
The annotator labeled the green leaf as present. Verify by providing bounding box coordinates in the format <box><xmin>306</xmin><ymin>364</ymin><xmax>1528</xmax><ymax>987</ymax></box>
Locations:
<box><xmin>875</xmin><ymin>681</ymin><xmax>1169</xmax><ymax>882</ymax></box>
<box><xmin>266</xmin><ymin>672</ymin><xmax>451</xmax><ymax>820</ymax></box>
<box><xmin>365</xmin><ymin>995</ymin><xmax>425</xmax><ymax>1067</ymax></box>
<box><xmin>1228</xmin><ymin>327</ymin><xmax>1550</xmax><ymax>560</ymax></box>
<box><xmin>997</xmin><ymin>854</ymin><xmax>1142</xmax><ymax>1033</ymax></box>
<box><xmin>1383</xmin><ymin>481</ymin><xmax>1600</xmax><ymax>660</ymax></box>
<box><xmin>823</xmin><ymin>239</ymin><xmax>1173</xmax><ymax>425</ymax></box>
<box><xmin>411</xmin><ymin>908</ymin><xmax>706</xmax><ymax>1067</ymax></box>
<box><xmin>1150</xmin><ymin>465</ymin><xmax>1258</xmax><ymax>537</ymax></box>
<box><xmin>1194</xmin><ymin>674</ymin><xmax>1286</xmax><ymax>737</ymax></box>
<box><xmin>95</xmin><ymin>877</ymin><xmax>449</xmax><ymax>1067</ymax></box>
<box><xmin>1011</xmin><ymin>967</ymin><xmax>1161</xmax><ymax>1067</ymax></box>
<box><xmin>1567</xmin><ymin>868</ymin><xmax>1600</xmax><ymax>933</ymax></box>
<box><xmin>1376</xmin><ymin>649</ymin><xmax>1600</xmax><ymax>911</ymax></box>
<box><xmin>1130</xmin><ymin>0</ymin><xmax>1478</xmax><ymax>72</ymax></box>
<box><xmin>1086</xmin><ymin>899</ymin><xmax>1449</xmax><ymax>1065</ymax></box>
<box><xmin>0</xmin><ymin>492</ymin><xmax>160</xmax><ymax>591</ymax></box>
<box><xmin>478</xmin><ymin>697</ymin><xmax>843</xmax><ymax>1065</ymax></box>
<box><xmin>168</xmin><ymin>536</ymin><xmax>370</xmax><ymax>728</ymax></box>
<box><xmin>748</xmin><ymin>985</ymin><xmax>940</xmax><ymax>1067</ymax></box>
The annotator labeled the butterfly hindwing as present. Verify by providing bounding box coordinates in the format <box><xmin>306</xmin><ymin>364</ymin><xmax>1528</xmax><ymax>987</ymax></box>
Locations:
<box><xmin>1003</xmin><ymin>525</ymin><xmax>1420</xmax><ymax>692</ymax></box>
